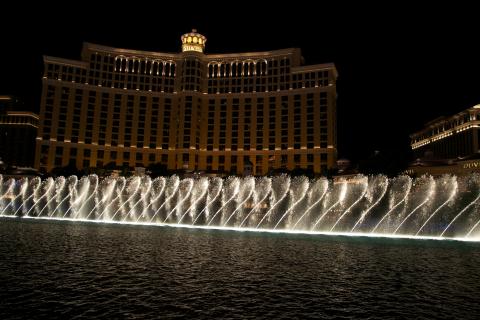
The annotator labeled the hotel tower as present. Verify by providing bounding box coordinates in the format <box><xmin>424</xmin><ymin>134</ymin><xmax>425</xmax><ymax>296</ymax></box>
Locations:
<box><xmin>35</xmin><ymin>30</ymin><xmax>337</xmax><ymax>175</ymax></box>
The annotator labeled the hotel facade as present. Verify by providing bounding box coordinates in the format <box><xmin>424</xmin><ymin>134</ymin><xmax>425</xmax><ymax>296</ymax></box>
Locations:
<box><xmin>411</xmin><ymin>104</ymin><xmax>480</xmax><ymax>159</ymax></box>
<box><xmin>407</xmin><ymin>104</ymin><xmax>480</xmax><ymax>176</ymax></box>
<box><xmin>35</xmin><ymin>30</ymin><xmax>337</xmax><ymax>175</ymax></box>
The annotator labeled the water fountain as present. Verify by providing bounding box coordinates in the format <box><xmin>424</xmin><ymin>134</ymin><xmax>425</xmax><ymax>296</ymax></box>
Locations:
<box><xmin>1</xmin><ymin>173</ymin><xmax>480</xmax><ymax>241</ymax></box>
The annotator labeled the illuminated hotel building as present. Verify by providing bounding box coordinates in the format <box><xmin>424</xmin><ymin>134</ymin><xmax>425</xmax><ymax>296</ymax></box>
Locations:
<box><xmin>411</xmin><ymin>104</ymin><xmax>480</xmax><ymax>159</ymax></box>
<box><xmin>35</xmin><ymin>30</ymin><xmax>338</xmax><ymax>175</ymax></box>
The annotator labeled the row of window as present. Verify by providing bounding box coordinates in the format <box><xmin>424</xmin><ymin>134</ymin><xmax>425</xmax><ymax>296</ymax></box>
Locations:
<box><xmin>413</xmin><ymin>130</ymin><xmax>476</xmax><ymax>158</ymax></box>
<box><xmin>43</xmin><ymin>143</ymin><xmax>329</xmax><ymax>173</ymax></box>
<box><xmin>46</xmin><ymin>56</ymin><xmax>332</xmax><ymax>94</ymax></box>
<box><xmin>0</xmin><ymin>115</ymin><xmax>38</xmax><ymax>126</ymax></box>
<box><xmin>412</xmin><ymin>112</ymin><xmax>480</xmax><ymax>143</ymax></box>
<box><xmin>41</xmin><ymin>86</ymin><xmax>330</xmax><ymax>148</ymax></box>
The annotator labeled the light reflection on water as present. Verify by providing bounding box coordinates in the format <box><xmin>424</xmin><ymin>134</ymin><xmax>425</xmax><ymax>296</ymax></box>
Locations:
<box><xmin>0</xmin><ymin>218</ymin><xmax>480</xmax><ymax>319</ymax></box>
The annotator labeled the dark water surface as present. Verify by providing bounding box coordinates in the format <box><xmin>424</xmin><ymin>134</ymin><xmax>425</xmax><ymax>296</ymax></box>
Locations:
<box><xmin>1</xmin><ymin>218</ymin><xmax>479</xmax><ymax>319</ymax></box>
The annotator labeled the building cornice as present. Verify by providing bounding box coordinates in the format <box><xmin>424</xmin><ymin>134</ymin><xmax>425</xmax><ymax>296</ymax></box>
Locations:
<box><xmin>204</xmin><ymin>48</ymin><xmax>300</xmax><ymax>60</ymax></box>
<box><xmin>291</xmin><ymin>63</ymin><xmax>338</xmax><ymax>77</ymax></box>
<box><xmin>6</xmin><ymin>111</ymin><xmax>39</xmax><ymax>120</ymax></box>
<box><xmin>83</xmin><ymin>43</ymin><xmax>179</xmax><ymax>60</ymax></box>
<box><xmin>83</xmin><ymin>42</ymin><xmax>303</xmax><ymax>63</ymax></box>
<box><xmin>43</xmin><ymin>56</ymin><xmax>88</xmax><ymax>68</ymax></box>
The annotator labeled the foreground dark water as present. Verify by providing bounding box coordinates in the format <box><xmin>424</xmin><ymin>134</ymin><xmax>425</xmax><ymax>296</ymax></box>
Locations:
<box><xmin>1</xmin><ymin>218</ymin><xmax>479</xmax><ymax>319</ymax></box>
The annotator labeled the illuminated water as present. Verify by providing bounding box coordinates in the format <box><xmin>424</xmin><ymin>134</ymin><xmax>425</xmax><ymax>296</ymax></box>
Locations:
<box><xmin>1</xmin><ymin>174</ymin><xmax>480</xmax><ymax>239</ymax></box>
<box><xmin>1</xmin><ymin>172</ymin><xmax>480</xmax><ymax>318</ymax></box>
<box><xmin>0</xmin><ymin>218</ymin><xmax>479</xmax><ymax>319</ymax></box>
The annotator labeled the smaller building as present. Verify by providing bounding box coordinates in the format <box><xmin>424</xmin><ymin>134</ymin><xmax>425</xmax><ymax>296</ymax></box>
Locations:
<box><xmin>1</xmin><ymin>166</ymin><xmax>41</xmax><ymax>179</ymax></box>
<box><xmin>0</xmin><ymin>96</ymin><xmax>39</xmax><ymax>168</ymax></box>
<box><xmin>404</xmin><ymin>153</ymin><xmax>480</xmax><ymax>177</ymax></box>
<box><xmin>409</xmin><ymin>104</ymin><xmax>480</xmax><ymax>176</ymax></box>
<box><xmin>411</xmin><ymin>104</ymin><xmax>480</xmax><ymax>159</ymax></box>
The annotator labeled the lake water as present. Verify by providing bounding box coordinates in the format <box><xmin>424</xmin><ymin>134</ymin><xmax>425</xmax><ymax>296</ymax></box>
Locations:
<box><xmin>1</xmin><ymin>218</ymin><xmax>479</xmax><ymax>319</ymax></box>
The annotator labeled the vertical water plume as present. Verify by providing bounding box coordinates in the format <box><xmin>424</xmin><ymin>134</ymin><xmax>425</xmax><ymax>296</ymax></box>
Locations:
<box><xmin>14</xmin><ymin>177</ymin><xmax>41</xmax><ymax>216</ymax></box>
<box><xmin>393</xmin><ymin>176</ymin><xmax>436</xmax><ymax>234</ymax></box>
<box><xmin>0</xmin><ymin>178</ymin><xmax>28</xmax><ymax>216</ymax></box>
<box><xmin>223</xmin><ymin>177</ymin><xmax>255</xmax><ymax>227</ymax></box>
<box><xmin>51</xmin><ymin>176</ymin><xmax>77</xmax><ymax>217</ymax></box>
<box><xmin>351</xmin><ymin>175</ymin><xmax>389</xmax><ymax>232</ymax></box>
<box><xmin>292</xmin><ymin>178</ymin><xmax>329</xmax><ymax>230</ymax></box>
<box><xmin>311</xmin><ymin>179</ymin><xmax>348</xmax><ymax>231</ymax></box>
<box><xmin>370</xmin><ymin>176</ymin><xmax>413</xmax><ymax>233</ymax></box>
<box><xmin>64</xmin><ymin>176</ymin><xmax>90</xmax><ymax>218</ymax></box>
<box><xmin>207</xmin><ymin>177</ymin><xmax>240</xmax><ymax>226</ymax></box>
<box><xmin>330</xmin><ymin>176</ymin><xmax>368</xmax><ymax>232</ymax></box>
<box><xmin>123</xmin><ymin>176</ymin><xmax>152</xmax><ymax>222</ymax></box>
<box><xmin>273</xmin><ymin>176</ymin><xmax>310</xmax><ymax>229</ymax></box>
<box><xmin>136</xmin><ymin>177</ymin><xmax>166</xmax><ymax>222</ymax></box>
<box><xmin>466</xmin><ymin>214</ymin><xmax>480</xmax><ymax>238</ymax></box>
<box><xmin>85</xmin><ymin>176</ymin><xmax>114</xmax><ymax>219</ymax></box>
<box><xmin>0</xmin><ymin>178</ymin><xmax>18</xmax><ymax>215</ymax></box>
<box><xmin>27</xmin><ymin>178</ymin><xmax>54</xmax><ymax>217</ymax></box>
<box><xmin>111</xmin><ymin>176</ymin><xmax>141</xmax><ymax>220</ymax></box>
<box><xmin>192</xmin><ymin>177</ymin><xmax>223</xmax><ymax>225</ymax></box>
<box><xmin>38</xmin><ymin>177</ymin><xmax>66</xmax><ymax>217</ymax></box>
<box><xmin>441</xmin><ymin>190</ymin><xmax>480</xmax><ymax>236</ymax></box>
<box><xmin>256</xmin><ymin>175</ymin><xmax>291</xmax><ymax>229</ymax></box>
<box><xmin>73</xmin><ymin>175</ymin><xmax>99</xmax><ymax>219</ymax></box>
<box><xmin>239</xmin><ymin>177</ymin><xmax>272</xmax><ymax>228</ymax></box>
<box><xmin>150</xmin><ymin>175</ymin><xmax>180</xmax><ymax>222</ymax></box>
<box><xmin>178</xmin><ymin>177</ymin><xmax>209</xmax><ymax>224</ymax></box>
<box><xmin>164</xmin><ymin>178</ymin><xmax>194</xmax><ymax>223</ymax></box>
<box><xmin>98</xmin><ymin>177</ymin><xmax>126</xmax><ymax>220</ymax></box>
<box><xmin>415</xmin><ymin>175</ymin><xmax>458</xmax><ymax>236</ymax></box>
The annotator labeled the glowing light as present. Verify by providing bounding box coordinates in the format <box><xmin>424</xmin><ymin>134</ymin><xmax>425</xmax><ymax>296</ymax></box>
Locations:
<box><xmin>181</xmin><ymin>29</ymin><xmax>206</xmax><ymax>53</ymax></box>
<box><xmin>2</xmin><ymin>215</ymin><xmax>478</xmax><ymax>242</ymax></box>
<box><xmin>3</xmin><ymin>174</ymin><xmax>480</xmax><ymax>242</ymax></box>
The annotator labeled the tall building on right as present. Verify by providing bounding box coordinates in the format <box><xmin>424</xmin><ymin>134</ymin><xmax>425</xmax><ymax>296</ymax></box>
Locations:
<box><xmin>410</xmin><ymin>104</ymin><xmax>480</xmax><ymax>159</ymax></box>
<box><xmin>407</xmin><ymin>104</ymin><xmax>480</xmax><ymax>176</ymax></box>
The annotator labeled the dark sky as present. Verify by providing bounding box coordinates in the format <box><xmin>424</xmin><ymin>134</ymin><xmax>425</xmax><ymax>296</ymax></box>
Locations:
<box><xmin>1</xmin><ymin>3</ymin><xmax>479</xmax><ymax>164</ymax></box>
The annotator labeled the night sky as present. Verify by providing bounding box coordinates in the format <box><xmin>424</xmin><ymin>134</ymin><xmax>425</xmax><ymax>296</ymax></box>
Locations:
<box><xmin>1</xmin><ymin>3</ymin><xmax>479</xmax><ymax>165</ymax></box>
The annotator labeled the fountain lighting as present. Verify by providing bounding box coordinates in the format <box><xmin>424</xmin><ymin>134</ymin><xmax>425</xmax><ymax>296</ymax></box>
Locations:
<box><xmin>1</xmin><ymin>173</ymin><xmax>480</xmax><ymax>241</ymax></box>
